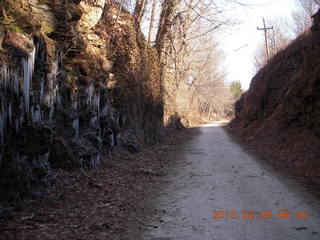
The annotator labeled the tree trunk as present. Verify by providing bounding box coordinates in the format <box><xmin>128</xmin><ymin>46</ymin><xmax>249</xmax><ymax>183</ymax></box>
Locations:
<box><xmin>148</xmin><ymin>0</ymin><xmax>157</xmax><ymax>43</ymax></box>
<box><xmin>134</xmin><ymin>0</ymin><xmax>147</xmax><ymax>26</ymax></box>
<box><xmin>155</xmin><ymin>0</ymin><xmax>181</xmax><ymax>56</ymax></box>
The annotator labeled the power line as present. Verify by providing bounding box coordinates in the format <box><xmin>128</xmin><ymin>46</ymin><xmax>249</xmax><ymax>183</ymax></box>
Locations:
<box><xmin>234</xmin><ymin>44</ymin><xmax>249</xmax><ymax>52</ymax></box>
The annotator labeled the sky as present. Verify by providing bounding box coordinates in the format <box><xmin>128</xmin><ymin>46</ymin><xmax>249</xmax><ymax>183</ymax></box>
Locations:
<box><xmin>219</xmin><ymin>0</ymin><xmax>300</xmax><ymax>90</ymax></box>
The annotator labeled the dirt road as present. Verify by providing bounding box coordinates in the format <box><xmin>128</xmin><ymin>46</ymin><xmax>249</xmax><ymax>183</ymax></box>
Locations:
<box><xmin>140</xmin><ymin>123</ymin><xmax>320</xmax><ymax>240</ymax></box>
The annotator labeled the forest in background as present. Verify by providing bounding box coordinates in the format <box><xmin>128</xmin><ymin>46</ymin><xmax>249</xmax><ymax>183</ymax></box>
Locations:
<box><xmin>119</xmin><ymin>0</ymin><xmax>247</xmax><ymax>124</ymax></box>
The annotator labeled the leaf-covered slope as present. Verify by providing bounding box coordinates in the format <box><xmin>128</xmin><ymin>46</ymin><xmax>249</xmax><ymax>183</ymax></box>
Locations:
<box><xmin>230</xmin><ymin>20</ymin><xmax>320</xmax><ymax>185</ymax></box>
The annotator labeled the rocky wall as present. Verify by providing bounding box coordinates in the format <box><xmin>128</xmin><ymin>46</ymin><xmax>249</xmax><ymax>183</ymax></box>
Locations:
<box><xmin>0</xmin><ymin>0</ymin><xmax>164</xmax><ymax>199</ymax></box>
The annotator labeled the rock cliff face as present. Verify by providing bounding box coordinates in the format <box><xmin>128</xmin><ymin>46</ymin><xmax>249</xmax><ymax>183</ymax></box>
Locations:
<box><xmin>0</xmin><ymin>0</ymin><xmax>164</xmax><ymax>199</ymax></box>
<box><xmin>230</xmin><ymin>13</ymin><xmax>320</xmax><ymax>185</ymax></box>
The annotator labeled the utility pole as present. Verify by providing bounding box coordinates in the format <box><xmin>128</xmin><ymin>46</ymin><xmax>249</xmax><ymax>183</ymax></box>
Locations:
<box><xmin>257</xmin><ymin>18</ymin><xmax>273</xmax><ymax>62</ymax></box>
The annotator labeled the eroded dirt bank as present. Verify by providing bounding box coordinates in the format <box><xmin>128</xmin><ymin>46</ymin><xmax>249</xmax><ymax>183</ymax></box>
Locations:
<box><xmin>229</xmin><ymin>18</ymin><xmax>320</xmax><ymax>187</ymax></box>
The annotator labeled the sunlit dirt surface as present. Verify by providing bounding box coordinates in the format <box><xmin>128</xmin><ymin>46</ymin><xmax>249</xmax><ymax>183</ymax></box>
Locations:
<box><xmin>140</xmin><ymin>123</ymin><xmax>320</xmax><ymax>240</ymax></box>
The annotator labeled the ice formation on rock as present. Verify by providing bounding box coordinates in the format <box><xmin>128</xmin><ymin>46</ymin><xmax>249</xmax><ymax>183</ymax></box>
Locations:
<box><xmin>22</xmin><ymin>48</ymin><xmax>36</xmax><ymax>115</ymax></box>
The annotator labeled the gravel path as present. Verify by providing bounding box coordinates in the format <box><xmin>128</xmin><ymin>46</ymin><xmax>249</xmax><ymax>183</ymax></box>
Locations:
<box><xmin>140</xmin><ymin>123</ymin><xmax>320</xmax><ymax>240</ymax></box>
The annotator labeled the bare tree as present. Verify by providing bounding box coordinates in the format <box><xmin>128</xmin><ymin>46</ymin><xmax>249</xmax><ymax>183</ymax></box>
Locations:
<box><xmin>254</xmin><ymin>18</ymin><xmax>292</xmax><ymax>71</ymax></box>
<box><xmin>292</xmin><ymin>0</ymin><xmax>319</xmax><ymax>35</ymax></box>
<box><xmin>254</xmin><ymin>1</ymin><xmax>320</xmax><ymax>71</ymax></box>
<box><xmin>148</xmin><ymin>0</ymin><xmax>158</xmax><ymax>42</ymax></box>
<box><xmin>154</xmin><ymin>0</ymin><xmax>241</xmax><ymax>121</ymax></box>
<box><xmin>134</xmin><ymin>0</ymin><xmax>147</xmax><ymax>26</ymax></box>
<box><xmin>155</xmin><ymin>0</ymin><xmax>181</xmax><ymax>55</ymax></box>
<box><xmin>129</xmin><ymin>0</ymin><xmax>253</xmax><ymax>122</ymax></box>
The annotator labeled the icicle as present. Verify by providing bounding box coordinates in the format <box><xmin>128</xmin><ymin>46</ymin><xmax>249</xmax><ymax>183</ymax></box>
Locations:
<box><xmin>0</xmin><ymin>66</ymin><xmax>4</xmax><ymax>90</ymax></box>
<box><xmin>5</xmin><ymin>67</ymin><xmax>10</xmax><ymax>92</ymax></box>
<box><xmin>0</xmin><ymin>66</ymin><xmax>6</xmax><ymax>91</ymax></box>
<box><xmin>49</xmin><ymin>108</ymin><xmax>54</xmax><ymax>124</ymax></box>
<box><xmin>96</xmin><ymin>153</ymin><xmax>100</xmax><ymax>169</ymax></box>
<box><xmin>45</xmin><ymin>55</ymin><xmax>62</xmax><ymax>125</ymax></box>
<box><xmin>31</xmin><ymin>104</ymin><xmax>42</xmax><ymax>123</ymax></box>
<box><xmin>45</xmin><ymin>50</ymin><xmax>62</xmax><ymax>111</ymax></box>
<box><xmin>36</xmin><ymin>107</ymin><xmax>43</xmax><ymax>122</ymax></box>
<box><xmin>72</xmin><ymin>118</ymin><xmax>79</xmax><ymax>138</ymax></box>
<box><xmin>49</xmin><ymin>79</ymin><xmax>60</xmax><ymax>109</ymax></box>
<box><xmin>93</xmin><ymin>92</ymin><xmax>100</xmax><ymax>111</ymax></box>
<box><xmin>90</xmin><ymin>153</ymin><xmax>100</xmax><ymax>169</ymax></box>
<box><xmin>53</xmin><ymin>84</ymin><xmax>58</xmax><ymax>108</ymax></box>
<box><xmin>98</xmin><ymin>127</ymin><xmax>102</xmax><ymax>150</ymax></box>
<box><xmin>109</xmin><ymin>134</ymin><xmax>114</xmax><ymax>148</ymax></box>
<box><xmin>120</xmin><ymin>115</ymin><xmax>127</xmax><ymax>126</ymax></box>
<box><xmin>40</xmin><ymin>79</ymin><xmax>44</xmax><ymax>104</ymax></box>
<box><xmin>72</xmin><ymin>99</ymin><xmax>78</xmax><ymax>109</ymax></box>
<box><xmin>52</xmin><ymin>56</ymin><xmax>60</xmax><ymax>77</ymax></box>
<box><xmin>101</xmin><ymin>104</ymin><xmax>108</xmax><ymax>117</ymax></box>
<box><xmin>0</xmin><ymin>104</ymin><xmax>4</xmax><ymax>144</ymax></box>
<box><xmin>45</xmin><ymin>73</ymin><xmax>53</xmax><ymax>108</ymax></box>
<box><xmin>79</xmin><ymin>157</ymin><xmax>84</xmax><ymax>168</ymax></box>
<box><xmin>13</xmin><ymin>72</ymin><xmax>20</xmax><ymax>95</ymax></box>
<box><xmin>1</xmin><ymin>65</ymin><xmax>10</xmax><ymax>92</ymax></box>
<box><xmin>86</xmin><ymin>84</ymin><xmax>94</xmax><ymax>106</ymax></box>
<box><xmin>8</xmin><ymin>102</ymin><xmax>12</xmax><ymax>126</ymax></box>
<box><xmin>90</xmin><ymin>116</ymin><xmax>98</xmax><ymax>127</ymax></box>
<box><xmin>57</xmin><ymin>95</ymin><xmax>62</xmax><ymax>109</ymax></box>
<box><xmin>48</xmin><ymin>72</ymin><xmax>54</xmax><ymax>90</ymax></box>
<box><xmin>97</xmin><ymin>154</ymin><xmax>100</xmax><ymax>168</ymax></box>
<box><xmin>70</xmin><ymin>89</ymin><xmax>79</xmax><ymax>137</ymax></box>
<box><xmin>22</xmin><ymin>47</ymin><xmax>36</xmax><ymax>114</ymax></box>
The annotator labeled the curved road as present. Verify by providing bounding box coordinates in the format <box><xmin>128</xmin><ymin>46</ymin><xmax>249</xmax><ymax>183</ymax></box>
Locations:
<box><xmin>140</xmin><ymin>123</ymin><xmax>320</xmax><ymax>240</ymax></box>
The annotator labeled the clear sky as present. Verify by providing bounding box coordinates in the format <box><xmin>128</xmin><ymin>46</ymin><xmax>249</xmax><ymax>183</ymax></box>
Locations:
<box><xmin>219</xmin><ymin>0</ymin><xmax>300</xmax><ymax>90</ymax></box>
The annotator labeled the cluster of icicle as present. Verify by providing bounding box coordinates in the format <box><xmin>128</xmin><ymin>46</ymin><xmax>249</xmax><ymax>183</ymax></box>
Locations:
<box><xmin>0</xmin><ymin>49</ymin><xmax>36</xmax><ymax>144</ymax></box>
<box><xmin>0</xmin><ymin>40</ymin><xmax>109</xmax><ymax>170</ymax></box>
<box><xmin>68</xmin><ymin>65</ymin><xmax>107</xmax><ymax>169</ymax></box>
<box><xmin>0</xmin><ymin>41</ymin><xmax>64</xmax><ymax>175</ymax></box>
<box><xmin>0</xmin><ymin>44</ymin><xmax>63</xmax><ymax>137</ymax></box>
<box><xmin>81</xmin><ymin>82</ymin><xmax>104</xmax><ymax>169</ymax></box>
